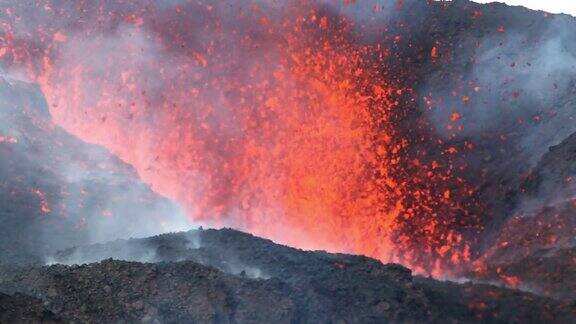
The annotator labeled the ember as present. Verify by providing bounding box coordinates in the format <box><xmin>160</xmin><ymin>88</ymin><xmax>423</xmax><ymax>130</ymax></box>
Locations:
<box><xmin>33</xmin><ymin>189</ymin><xmax>51</xmax><ymax>214</ymax></box>
<box><xmin>0</xmin><ymin>136</ymin><xmax>17</xmax><ymax>144</ymax></box>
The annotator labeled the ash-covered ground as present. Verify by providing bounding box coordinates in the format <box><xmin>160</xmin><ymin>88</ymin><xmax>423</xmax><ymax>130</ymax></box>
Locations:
<box><xmin>1</xmin><ymin>0</ymin><xmax>576</xmax><ymax>323</ymax></box>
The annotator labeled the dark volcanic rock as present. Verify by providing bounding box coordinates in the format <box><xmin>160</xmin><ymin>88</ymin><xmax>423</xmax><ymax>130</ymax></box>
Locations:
<box><xmin>0</xmin><ymin>292</ymin><xmax>61</xmax><ymax>323</ymax></box>
<box><xmin>9</xmin><ymin>228</ymin><xmax>566</xmax><ymax>323</ymax></box>
<box><xmin>524</xmin><ymin>131</ymin><xmax>576</xmax><ymax>207</ymax></box>
<box><xmin>47</xmin><ymin>229</ymin><xmax>435</xmax><ymax>323</ymax></box>
<box><xmin>2</xmin><ymin>260</ymin><xmax>297</xmax><ymax>323</ymax></box>
<box><xmin>0</xmin><ymin>259</ymin><xmax>433</xmax><ymax>323</ymax></box>
<box><xmin>416</xmin><ymin>277</ymin><xmax>575</xmax><ymax>324</ymax></box>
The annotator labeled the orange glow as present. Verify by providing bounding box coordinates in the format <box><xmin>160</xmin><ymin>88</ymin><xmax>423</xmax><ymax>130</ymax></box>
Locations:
<box><xmin>431</xmin><ymin>46</ymin><xmax>438</xmax><ymax>58</ymax></box>
<box><xmin>500</xmin><ymin>275</ymin><xmax>521</xmax><ymax>288</ymax></box>
<box><xmin>451</xmin><ymin>112</ymin><xmax>461</xmax><ymax>122</ymax></box>
<box><xmin>0</xmin><ymin>0</ymin><xmax>482</xmax><ymax>274</ymax></box>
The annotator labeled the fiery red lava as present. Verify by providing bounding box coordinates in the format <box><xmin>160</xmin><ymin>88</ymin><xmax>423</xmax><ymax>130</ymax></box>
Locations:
<box><xmin>0</xmin><ymin>0</ymin><xmax>481</xmax><ymax>274</ymax></box>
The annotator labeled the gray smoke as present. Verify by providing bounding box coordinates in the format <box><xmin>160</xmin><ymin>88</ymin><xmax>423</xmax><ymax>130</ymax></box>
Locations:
<box><xmin>418</xmin><ymin>4</ymin><xmax>576</xmax><ymax>221</ymax></box>
<box><xmin>49</xmin><ymin>229</ymin><xmax>270</xmax><ymax>279</ymax></box>
<box><xmin>0</xmin><ymin>76</ymin><xmax>194</xmax><ymax>264</ymax></box>
<box><xmin>422</xmin><ymin>19</ymin><xmax>576</xmax><ymax>160</ymax></box>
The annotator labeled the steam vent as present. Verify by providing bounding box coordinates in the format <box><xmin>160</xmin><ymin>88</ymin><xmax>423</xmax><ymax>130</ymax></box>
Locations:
<box><xmin>0</xmin><ymin>0</ymin><xmax>575</xmax><ymax>323</ymax></box>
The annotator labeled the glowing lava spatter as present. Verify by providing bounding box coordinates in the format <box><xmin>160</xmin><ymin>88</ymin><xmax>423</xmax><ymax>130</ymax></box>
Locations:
<box><xmin>0</xmin><ymin>0</ymin><xmax>481</xmax><ymax>274</ymax></box>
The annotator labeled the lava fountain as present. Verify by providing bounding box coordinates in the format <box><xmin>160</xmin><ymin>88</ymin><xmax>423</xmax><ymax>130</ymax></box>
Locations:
<box><xmin>0</xmin><ymin>0</ymin><xmax>482</xmax><ymax>274</ymax></box>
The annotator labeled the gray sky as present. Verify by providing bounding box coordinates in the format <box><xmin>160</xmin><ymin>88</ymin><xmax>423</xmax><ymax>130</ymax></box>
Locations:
<box><xmin>472</xmin><ymin>1</ymin><xmax>576</xmax><ymax>16</ymax></box>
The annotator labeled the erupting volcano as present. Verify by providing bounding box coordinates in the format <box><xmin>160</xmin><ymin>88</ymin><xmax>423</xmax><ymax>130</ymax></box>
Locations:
<box><xmin>1</xmin><ymin>0</ymin><xmax>482</xmax><ymax>274</ymax></box>
<box><xmin>1</xmin><ymin>1</ymin><xmax>575</xmax><ymax>323</ymax></box>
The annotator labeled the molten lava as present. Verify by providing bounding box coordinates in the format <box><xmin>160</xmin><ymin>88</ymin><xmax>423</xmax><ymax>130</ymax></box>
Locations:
<box><xmin>0</xmin><ymin>0</ymin><xmax>481</xmax><ymax>273</ymax></box>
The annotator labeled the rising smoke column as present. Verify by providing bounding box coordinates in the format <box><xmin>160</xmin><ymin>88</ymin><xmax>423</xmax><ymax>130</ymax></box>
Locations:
<box><xmin>0</xmin><ymin>0</ymin><xmax>482</xmax><ymax>273</ymax></box>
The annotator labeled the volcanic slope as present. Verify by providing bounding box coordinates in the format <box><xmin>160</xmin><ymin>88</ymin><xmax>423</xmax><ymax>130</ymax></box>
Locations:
<box><xmin>469</xmin><ymin>131</ymin><xmax>576</xmax><ymax>300</ymax></box>
<box><xmin>392</xmin><ymin>0</ymin><xmax>576</xmax><ymax>255</ymax></box>
<box><xmin>0</xmin><ymin>77</ymin><xmax>187</xmax><ymax>266</ymax></box>
<box><xmin>393</xmin><ymin>0</ymin><xmax>576</xmax><ymax>294</ymax></box>
<box><xmin>0</xmin><ymin>228</ymin><xmax>573</xmax><ymax>323</ymax></box>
